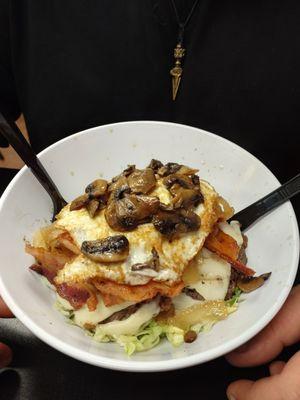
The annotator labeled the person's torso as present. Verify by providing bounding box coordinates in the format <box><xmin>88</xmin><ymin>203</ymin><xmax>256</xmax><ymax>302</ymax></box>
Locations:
<box><xmin>8</xmin><ymin>0</ymin><xmax>300</xmax><ymax>184</ymax></box>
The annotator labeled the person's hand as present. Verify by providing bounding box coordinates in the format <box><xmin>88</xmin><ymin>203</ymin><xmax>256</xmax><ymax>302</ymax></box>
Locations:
<box><xmin>226</xmin><ymin>285</ymin><xmax>300</xmax><ymax>400</ymax></box>
<box><xmin>0</xmin><ymin>296</ymin><xmax>13</xmax><ymax>368</ymax></box>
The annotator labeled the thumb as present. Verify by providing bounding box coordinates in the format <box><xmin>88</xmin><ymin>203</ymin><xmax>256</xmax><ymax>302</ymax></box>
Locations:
<box><xmin>227</xmin><ymin>376</ymin><xmax>283</xmax><ymax>400</ymax></box>
<box><xmin>227</xmin><ymin>351</ymin><xmax>300</xmax><ymax>400</ymax></box>
<box><xmin>226</xmin><ymin>285</ymin><xmax>300</xmax><ymax>367</ymax></box>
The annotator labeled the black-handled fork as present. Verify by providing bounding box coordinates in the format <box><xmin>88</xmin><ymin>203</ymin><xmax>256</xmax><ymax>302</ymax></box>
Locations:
<box><xmin>229</xmin><ymin>173</ymin><xmax>300</xmax><ymax>231</ymax></box>
<box><xmin>0</xmin><ymin>110</ymin><xmax>299</xmax><ymax>229</ymax></box>
<box><xmin>0</xmin><ymin>112</ymin><xmax>67</xmax><ymax>221</ymax></box>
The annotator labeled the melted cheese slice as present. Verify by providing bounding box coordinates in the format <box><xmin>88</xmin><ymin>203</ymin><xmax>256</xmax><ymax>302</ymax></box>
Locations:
<box><xmin>71</xmin><ymin>297</ymin><xmax>134</xmax><ymax>328</ymax></box>
<box><xmin>173</xmin><ymin>221</ymin><xmax>242</xmax><ymax>311</ymax></box>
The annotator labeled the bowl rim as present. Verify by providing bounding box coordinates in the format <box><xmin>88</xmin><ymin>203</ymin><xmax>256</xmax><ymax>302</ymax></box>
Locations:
<box><xmin>0</xmin><ymin>120</ymin><xmax>299</xmax><ymax>372</ymax></box>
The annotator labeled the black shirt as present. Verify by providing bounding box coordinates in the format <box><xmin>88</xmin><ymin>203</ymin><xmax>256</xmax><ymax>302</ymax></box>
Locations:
<box><xmin>0</xmin><ymin>1</ymin><xmax>299</xmax><ymax>165</ymax></box>
<box><xmin>1</xmin><ymin>0</ymin><xmax>300</xmax><ymax>210</ymax></box>
<box><xmin>0</xmin><ymin>2</ymin><xmax>299</xmax><ymax>398</ymax></box>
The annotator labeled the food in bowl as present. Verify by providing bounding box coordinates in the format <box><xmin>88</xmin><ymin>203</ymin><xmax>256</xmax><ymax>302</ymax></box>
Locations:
<box><xmin>26</xmin><ymin>160</ymin><xmax>271</xmax><ymax>355</ymax></box>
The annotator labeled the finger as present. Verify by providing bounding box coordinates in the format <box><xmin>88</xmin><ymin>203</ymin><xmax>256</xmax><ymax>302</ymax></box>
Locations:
<box><xmin>0</xmin><ymin>296</ymin><xmax>14</xmax><ymax>318</ymax></box>
<box><xmin>0</xmin><ymin>343</ymin><xmax>13</xmax><ymax>368</ymax></box>
<box><xmin>281</xmin><ymin>351</ymin><xmax>300</xmax><ymax>391</ymax></box>
<box><xmin>227</xmin><ymin>351</ymin><xmax>300</xmax><ymax>400</ymax></box>
<box><xmin>269</xmin><ymin>361</ymin><xmax>285</xmax><ymax>376</ymax></box>
<box><xmin>227</xmin><ymin>376</ymin><xmax>284</xmax><ymax>400</ymax></box>
<box><xmin>226</xmin><ymin>285</ymin><xmax>300</xmax><ymax>367</ymax></box>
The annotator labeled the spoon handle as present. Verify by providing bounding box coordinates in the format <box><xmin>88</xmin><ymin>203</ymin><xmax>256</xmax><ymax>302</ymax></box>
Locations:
<box><xmin>230</xmin><ymin>173</ymin><xmax>300</xmax><ymax>230</ymax></box>
<box><xmin>0</xmin><ymin>112</ymin><xmax>67</xmax><ymax>219</ymax></box>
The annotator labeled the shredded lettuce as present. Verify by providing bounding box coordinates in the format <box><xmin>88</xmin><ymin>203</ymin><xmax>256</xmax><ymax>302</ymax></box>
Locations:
<box><xmin>161</xmin><ymin>324</ymin><xmax>185</xmax><ymax>347</ymax></box>
<box><xmin>93</xmin><ymin>320</ymin><xmax>163</xmax><ymax>355</ymax></box>
<box><xmin>226</xmin><ymin>287</ymin><xmax>242</xmax><ymax>307</ymax></box>
<box><xmin>54</xmin><ymin>296</ymin><xmax>75</xmax><ymax>321</ymax></box>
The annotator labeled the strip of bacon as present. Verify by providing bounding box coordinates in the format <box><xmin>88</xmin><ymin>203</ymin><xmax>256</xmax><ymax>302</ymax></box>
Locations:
<box><xmin>93</xmin><ymin>279</ymin><xmax>184</xmax><ymax>306</ymax></box>
<box><xmin>56</xmin><ymin>283</ymin><xmax>90</xmax><ymax>310</ymax></box>
<box><xmin>214</xmin><ymin>251</ymin><xmax>255</xmax><ymax>276</ymax></box>
<box><xmin>204</xmin><ymin>228</ymin><xmax>255</xmax><ymax>276</ymax></box>
<box><xmin>56</xmin><ymin>283</ymin><xmax>98</xmax><ymax>311</ymax></box>
<box><xmin>205</xmin><ymin>228</ymin><xmax>240</xmax><ymax>260</ymax></box>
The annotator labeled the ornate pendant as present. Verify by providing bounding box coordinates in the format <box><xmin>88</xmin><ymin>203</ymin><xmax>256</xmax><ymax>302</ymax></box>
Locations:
<box><xmin>170</xmin><ymin>43</ymin><xmax>185</xmax><ymax>101</ymax></box>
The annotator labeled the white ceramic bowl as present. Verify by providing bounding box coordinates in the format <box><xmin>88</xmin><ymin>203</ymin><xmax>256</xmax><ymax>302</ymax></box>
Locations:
<box><xmin>0</xmin><ymin>121</ymin><xmax>298</xmax><ymax>372</ymax></box>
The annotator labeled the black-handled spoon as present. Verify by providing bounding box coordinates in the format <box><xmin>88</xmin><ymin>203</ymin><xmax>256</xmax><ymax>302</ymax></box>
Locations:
<box><xmin>229</xmin><ymin>173</ymin><xmax>300</xmax><ymax>231</ymax></box>
<box><xmin>0</xmin><ymin>112</ymin><xmax>67</xmax><ymax>221</ymax></box>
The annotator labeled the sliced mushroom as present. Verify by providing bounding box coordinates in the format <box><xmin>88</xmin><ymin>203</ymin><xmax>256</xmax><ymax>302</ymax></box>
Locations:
<box><xmin>70</xmin><ymin>194</ymin><xmax>89</xmax><ymax>211</ymax></box>
<box><xmin>177</xmin><ymin>209</ymin><xmax>201</xmax><ymax>233</ymax></box>
<box><xmin>131</xmin><ymin>263</ymin><xmax>154</xmax><ymax>272</ymax></box>
<box><xmin>237</xmin><ymin>272</ymin><xmax>271</xmax><ymax>293</ymax></box>
<box><xmin>85</xmin><ymin>179</ymin><xmax>108</xmax><ymax>198</ymax></box>
<box><xmin>100</xmin><ymin>303</ymin><xmax>141</xmax><ymax>324</ymax></box>
<box><xmin>127</xmin><ymin>168</ymin><xmax>156</xmax><ymax>194</ymax></box>
<box><xmin>177</xmin><ymin>165</ymin><xmax>199</xmax><ymax>175</ymax></box>
<box><xmin>86</xmin><ymin>199</ymin><xmax>100</xmax><ymax>218</ymax></box>
<box><xmin>163</xmin><ymin>171</ymin><xmax>203</xmax><ymax>210</ymax></box>
<box><xmin>157</xmin><ymin>162</ymin><xmax>182</xmax><ymax>177</ymax></box>
<box><xmin>122</xmin><ymin>164</ymin><xmax>136</xmax><ymax>177</ymax></box>
<box><xmin>81</xmin><ymin>235</ymin><xmax>129</xmax><ymax>262</ymax></box>
<box><xmin>130</xmin><ymin>263</ymin><xmax>158</xmax><ymax>277</ymax></box>
<box><xmin>152</xmin><ymin>209</ymin><xmax>200</xmax><ymax>238</ymax></box>
<box><xmin>97</xmin><ymin>195</ymin><xmax>109</xmax><ymax>211</ymax></box>
<box><xmin>163</xmin><ymin>173</ymin><xmax>195</xmax><ymax>190</ymax></box>
<box><xmin>148</xmin><ymin>159</ymin><xmax>163</xmax><ymax>172</ymax></box>
<box><xmin>131</xmin><ymin>248</ymin><xmax>160</xmax><ymax>275</ymax></box>
<box><xmin>114</xmin><ymin>185</ymin><xmax>131</xmax><ymax>200</ymax></box>
<box><xmin>105</xmin><ymin>194</ymin><xmax>160</xmax><ymax>231</ymax></box>
<box><xmin>170</xmin><ymin>184</ymin><xmax>204</xmax><ymax>209</ymax></box>
<box><xmin>152</xmin><ymin>210</ymin><xmax>181</xmax><ymax>236</ymax></box>
<box><xmin>191</xmin><ymin>174</ymin><xmax>200</xmax><ymax>186</ymax></box>
<box><xmin>182</xmin><ymin>287</ymin><xmax>205</xmax><ymax>301</ymax></box>
<box><xmin>108</xmin><ymin>175</ymin><xmax>129</xmax><ymax>193</ymax></box>
<box><xmin>110</xmin><ymin>165</ymin><xmax>135</xmax><ymax>185</ymax></box>
<box><xmin>159</xmin><ymin>202</ymin><xmax>174</xmax><ymax>212</ymax></box>
<box><xmin>151</xmin><ymin>248</ymin><xmax>160</xmax><ymax>271</ymax></box>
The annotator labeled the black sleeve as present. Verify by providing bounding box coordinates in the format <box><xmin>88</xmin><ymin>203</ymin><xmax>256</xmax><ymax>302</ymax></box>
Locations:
<box><xmin>0</xmin><ymin>0</ymin><xmax>20</xmax><ymax>146</ymax></box>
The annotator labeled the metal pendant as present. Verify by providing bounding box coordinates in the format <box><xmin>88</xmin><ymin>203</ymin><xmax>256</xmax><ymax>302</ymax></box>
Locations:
<box><xmin>170</xmin><ymin>43</ymin><xmax>185</xmax><ymax>100</ymax></box>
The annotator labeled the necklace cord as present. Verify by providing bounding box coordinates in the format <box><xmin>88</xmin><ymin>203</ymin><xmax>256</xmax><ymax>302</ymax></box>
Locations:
<box><xmin>171</xmin><ymin>0</ymin><xmax>200</xmax><ymax>44</ymax></box>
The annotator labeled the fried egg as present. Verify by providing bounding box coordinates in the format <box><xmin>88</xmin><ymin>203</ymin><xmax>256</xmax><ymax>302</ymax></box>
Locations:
<box><xmin>54</xmin><ymin>179</ymin><xmax>222</xmax><ymax>286</ymax></box>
